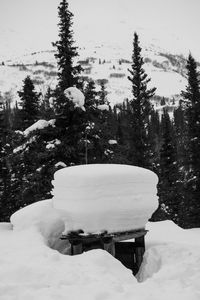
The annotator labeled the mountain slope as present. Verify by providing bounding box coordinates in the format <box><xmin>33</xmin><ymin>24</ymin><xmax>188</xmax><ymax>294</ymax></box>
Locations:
<box><xmin>0</xmin><ymin>42</ymin><xmax>189</xmax><ymax>106</ymax></box>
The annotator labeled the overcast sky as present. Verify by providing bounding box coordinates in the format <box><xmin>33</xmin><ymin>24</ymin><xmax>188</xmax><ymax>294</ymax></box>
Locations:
<box><xmin>0</xmin><ymin>0</ymin><xmax>199</xmax><ymax>58</ymax></box>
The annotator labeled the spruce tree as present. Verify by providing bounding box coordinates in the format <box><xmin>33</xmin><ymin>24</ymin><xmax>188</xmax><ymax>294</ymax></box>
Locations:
<box><xmin>0</xmin><ymin>106</ymin><xmax>6</xmax><ymax>220</ymax></box>
<box><xmin>0</xmin><ymin>105</ymin><xmax>12</xmax><ymax>221</ymax></box>
<box><xmin>84</xmin><ymin>80</ymin><xmax>98</xmax><ymax>111</ymax></box>
<box><xmin>173</xmin><ymin>101</ymin><xmax>188</xmax><ymax>172</ymax></box>
<box><xmin>181</xmin><ymin>53</ymin><xmax>200</xmax><ymax>228</ymax></box>
<box><xmin>40</xmin><ymin>87</ymin><xmax>55</xmax><ymax>120</ymax></box>
<box><xmin>53</xmin><ymin>0</ymin><xmax>80</xmax><ymax>90</ymax></box>
<box><xmin>84</xmin><ymin>81</ymin><xmax>116</xmax><ymax>163</ymax></box>
<box><xmin>8</xmin><ymin>123</ymin><xmax>59</xmax><ymax>214</ymax></box>
<box><xmin>151</xmin><ymin>110</ymin><xmax>181</xmax><ymax>224</ymax></box>
<box><xmin>113</xmin><ymin>100</ymin><xmax>136</xmax><ymax>164</ymax></box>
<box><xmin>98</xmin><ymin>81</ymin><xmax>109</xmax><ymax>105</ymax></box>
<box><xmin>83</xmin><ymin>80</ymin><xmax>98</xmax><ymax>163</ymax></box>
<box><xmin>148</xmin><ymin>109</ymin><xmax>161</xmax><ymax>172</ymax></box>
<box><xmin>128</xmin><ymin>32</ymin><xmax>156</xmax><ymax>168</ymax></box>
<box><xmin>18</xmin><ymin>76</ymin><xmax>40</xmax><ymax>130</ymax></box>
<box><xmin>52</xmin><ymin>0</ymin><xmax>87</xmax><ymax>166</ymax></box>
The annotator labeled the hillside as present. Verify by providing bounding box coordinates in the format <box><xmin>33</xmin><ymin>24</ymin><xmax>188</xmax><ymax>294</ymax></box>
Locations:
<box><xmin>0</xmin><ymin>42</ymin><xmax>189</xmax><ymax>106</ymax></box>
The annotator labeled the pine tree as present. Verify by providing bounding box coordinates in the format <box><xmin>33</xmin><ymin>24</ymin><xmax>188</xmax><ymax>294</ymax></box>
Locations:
<box><xmin>112</xmin><ymin>100</ymin><xmax>134</xmax><ymax>164</ymax></box>
<box><xmin>18</xmin><ymin>76</ymin><xmax>40</xmax><ymax>130</ymax></box>
<box><xmin>12</xmin><ymin>102</ymin><xmax>22</xmax><ymax>130</ymax></box>
<box><xmin>84</xmin><ymin>81</ymin><xmax>117</xmax><ymax>163</ymax></box>
<box><xmin>98</xmin><ymin>81</ymin><xmax>109</xmax><ymax>105</ymax></box>
<box><xmin>52</xmin><ymin>0</ymin><xmax>86</xmax><ymax>166</ymax></box>
<box><xmin>83</xmin><ymin>80</ymin><xmax>98</xmax><ymax>164</ymax></box>
<box><xmin>148</xmin><ymin>109</ymin><xmax>161</xmax><ymax>172</ymax></box>
<box><xmin>40</xmin><ymin>88</ymin><xmax>55</xmax><ymax>120</ymax></box>
<box><xmin>151</xmin><ymin>110</ymin><xmax>181</xmax><ymax>224</ymax></box>
<box><xmin>84</xmin><ymin>80</ymin><xmax>98</xmax><ymax>110</ymax></box>
<box><xmin>53</xmin><ymin>0</ymin><xmax>81</xmax><ymax>90</ymax></box>
<box><xmin>182</xmin><ymin>54</ymin><xmax>200</xmax><ymax>171</ymax></box>
<box><xmin>7</xmin><ymin>123</ymin><xmax>59</xmax><ymax>214</ymax></box>
<box><xmin>128</xmin><ymin>32</ymin><xmax>156</xmax><ymax>168</ymax></box>
<box><xmin>0</xmin><ymin>104</ymin><xmax>12</xmax><ymax>221</ymax></box>
<box><xmin>52</xmin><ymin>86</ymin><xmax>87</xmax><ymax>165</ymax></box>
<box><xmin>173</xmin><ymin>101</ymin><xmax>188</xmax><ymax>172</ymax></box>
<box><xmin>161</xmin><ymin>97</ymin><xmax>166</xmax><ymax>106</ymax></box>
<box><xmin>181</xmin><ymin>53</ymin><xmax>200</xmax><ymax>228</ymax></box>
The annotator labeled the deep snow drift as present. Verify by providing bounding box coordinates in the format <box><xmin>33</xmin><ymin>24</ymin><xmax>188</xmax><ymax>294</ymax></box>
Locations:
<box><xmin>3</xmin><ymin>209</ymin><xmax>200</xmax><ymax>300</ymax></box>
<box><xmin>4</xmin><ymin>164</ymin><xmax>200</xmax><ymax>299</ymax></box>
<box><xmin>52</xmin><ymin>164</ymin><xmax>158</xmax><ymax>234</ymax></box>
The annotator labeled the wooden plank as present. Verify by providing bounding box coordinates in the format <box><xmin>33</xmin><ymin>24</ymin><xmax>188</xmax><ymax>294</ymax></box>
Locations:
<box><xmin>135</xmin><ymin>247</ymin><xmax>145</xmax><ymax>270</ymax></box>
<box><xmin>61</xmin><ymin>229</ymin><xmax>148</xmax><ymax>243</ymax></box>
<box><xmin>71</xmin><ymin>242</ymin><xmax>83</xmax><ymax>255</ymax></box>
<box><xmin>134</xmin><ymin>236</ymin><xmax>145</xmax><ymax>271</ymax></box>
<box><xmin>115</xmin><ymin>242</ymin><xmax>135</xmax><ymax>272</ymax></box>
<box><xmin>113</xmin><ymin>230</ymin><xmax>148</xmax><ymax>242</ymax></box>
<box><xmin>135</xmin><ymin>235</ymin><xmax>145</xmax><ymax>248</ymax></box>
<box><xmin>103</xmin><ymin>238</ymin><xmax>115</xmax><ymax>256</ymax></box>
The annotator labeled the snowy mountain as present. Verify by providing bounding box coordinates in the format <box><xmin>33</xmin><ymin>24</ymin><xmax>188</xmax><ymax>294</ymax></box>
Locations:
<box><xmin>0</xmin><ymin>38</ymin><xmax>190</xmax><ymax>106</ymax></box>
<box><xmin>77</xmin><ymin>41</ymin><xmax>188</xmax><ymax>105</ymax></box>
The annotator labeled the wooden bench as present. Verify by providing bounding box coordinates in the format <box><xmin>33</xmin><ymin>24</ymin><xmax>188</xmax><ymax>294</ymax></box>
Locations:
<box><xmin>61</xmin><ymin>228</ymin><xmax>148</xmax><ymax>275</ymax></box>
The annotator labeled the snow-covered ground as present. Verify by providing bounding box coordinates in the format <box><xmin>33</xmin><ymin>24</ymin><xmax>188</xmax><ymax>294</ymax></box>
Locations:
<box><xmin>0</xmin><ymin>165</ymin><xmax>199</xmax><ymax>300</ymax></box>
<box><xmin>0</xmin><ymin>218</ymin><xmax>200</xmax><ymax>300</ymax></box>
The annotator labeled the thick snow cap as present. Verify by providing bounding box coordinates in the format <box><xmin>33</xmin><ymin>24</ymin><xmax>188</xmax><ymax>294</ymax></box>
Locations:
<box><xmin>52</xmin><ymin>164</ymin><xmax>158</xmax><ymax>234</ymax></box>
<box><xmin>64</xmin><ymin>87</ymin><xmax>85</xmax><ymax>110</ymax></box>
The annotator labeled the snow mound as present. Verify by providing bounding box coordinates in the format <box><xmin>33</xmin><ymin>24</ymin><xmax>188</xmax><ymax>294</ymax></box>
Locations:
<box><xmin>136</xmin><ymin>221</ymin><xmax>200</xmax><ymax>299</ymax></box>
<box><xmin>3</xmin><ymin>218</ymin><xmax>200</xmax><ymax>300</ymax></box>
<box><xmin>52</xmin><ymin>164</ymin><xmax>158</xmax><ymax>234</ymax></box>
<box><xmin>64</xmin><ymin>87</ymin><xmax>85</xmax><ymax>110</ymax></box>
<box><xmin>0</xmin><ymin>225</ymin><xmax>134</xmax><ymax>300</ymax></box>
<box><xmin>10</xmin><ymin>200</ymin><xmax>68</xmax><ymax>253</ymax></box>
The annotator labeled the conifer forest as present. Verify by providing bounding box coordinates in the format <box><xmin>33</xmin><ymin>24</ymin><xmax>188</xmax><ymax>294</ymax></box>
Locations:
<box><xmin>0</xmin><ymin>0</ymin><xmax>200</xmax><ymax>229</ymax></box>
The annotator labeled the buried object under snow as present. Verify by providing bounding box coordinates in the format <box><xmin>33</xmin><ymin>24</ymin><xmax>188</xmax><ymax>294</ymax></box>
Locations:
<box><xmin>52</xmin><ymin>164</ymin><xmax>158</xmax><ymax>235</ymax></box>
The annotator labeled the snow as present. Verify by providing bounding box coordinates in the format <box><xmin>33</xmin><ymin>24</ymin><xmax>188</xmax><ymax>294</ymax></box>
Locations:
<box><xmin>0</xmin><ymin>41</ymin><xmax>188</xmax><ymax>108</ymax></box>
<box><xmin>46</xmin><ymin>139</ymin><xmax>61</xmax><ymax>149</ymax></box>
<box><xmin>46</xmin><ymin>143</ymin><xmax>55</xmax><ymax>149</ymax></box>
<box><xmin>55</xmin><ymin>161</ymin><xmax>67</xmax><ymax>168</ymax></box>
<box><xmin>2</xmin><ymin>166</ymin><xmax>200</xmax><ymax>300</ymax></box>
<box><xmin>146</xmin><ymin>68</ymin><xmax>186</xmax><ymax>98</ymax></box>
<box><xmin>13</xmin><ymin>143</ymin><xmax>27</xmax><ymax>154</ymax></box>
<box><xmin>10</xmin><ymin>200</ymin><xmax>67</xmax><ymax>252</ymax></box>
<box><xmin>24</xmin><ymin>119</ymin><xmax>56</xmax><ymax>136</ymax></box>
<box><xmin>49</xmin><ymin>96</ymin><xmax>55</xmax><ymax>108</ymax></box>
<box><xmin>13</xmin><ymin>136</ymin><xmax>36</xmax><ymax>154</ymax></box>
<box><xmin>64</xmin><ymin>87</ymin><xmax>85</xmax><ymax>110</ymax></box>
<box><xmin>13</xmin><ymin>120</ymin><xmax>57</xmax><ymax>153</ymax></box>
<box><xmin>0</xmin><ymin>224</ymin><xmax>134</xmax><ymax>300</ymax></box>
<box><xmin>97</xmin><ymin>104</ymin><xmax>110</xmax><ymax>111</ymax></box>
<box><xmin>52</xmin><ymin>164</ymin><xmax>158</xmax><ymax>234</ymax></box>
<box><xmin>137</xmin><ymin>221</ymin><xmax>200</xmax><ymax>299</ymax></box>
<box><xmin>3</xmin><ymin>207</ymin><xmax>200</xmax><ymax>300</ymax></box>
<box><xmin>108</xmin><ymin>139</ymin><xmax>118</xmax><ymax>145</ymax></box>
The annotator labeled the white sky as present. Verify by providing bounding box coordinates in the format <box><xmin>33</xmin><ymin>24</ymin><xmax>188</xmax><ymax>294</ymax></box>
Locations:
<box><xmin>0</xmin><ymin>0</ymin><xmax>200</xmax><ymax>58</ymax></box>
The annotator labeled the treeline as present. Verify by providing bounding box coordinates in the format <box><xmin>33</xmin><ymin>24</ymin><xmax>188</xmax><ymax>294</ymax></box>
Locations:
<box><xmin>0</xmin><ymin>0</ymin><xmax>200</xmax><ymax>229</ymax></box>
